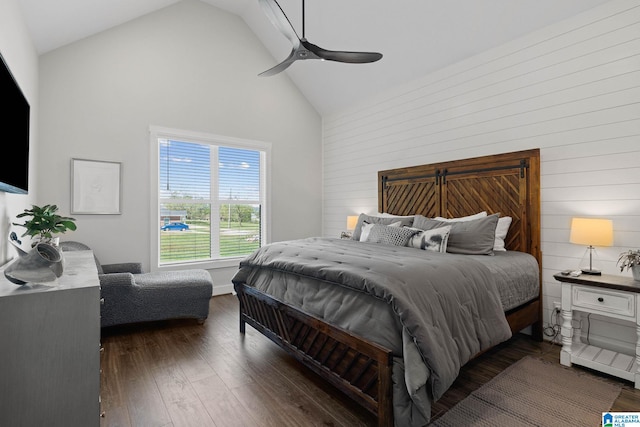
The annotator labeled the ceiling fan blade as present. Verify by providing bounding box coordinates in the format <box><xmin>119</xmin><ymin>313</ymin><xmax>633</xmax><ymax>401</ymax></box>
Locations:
<box><xmin>258</xmin><ymin>48</ymin><xmax>298</xmax><ymax>77</ymax></box>
<box><xmin>259</xmin><ymin>0</ymin><xmax>301</xmax><ymax>48</ymax></box>
<box><xmin>257</xmin><ymin>0</ymin><xmax>383</xmax><ymax>76</ymax></box>
<box><xmin>303</xmin><ymin>40</ymin><xmax>383</xmax><ymax>63</ymax></box>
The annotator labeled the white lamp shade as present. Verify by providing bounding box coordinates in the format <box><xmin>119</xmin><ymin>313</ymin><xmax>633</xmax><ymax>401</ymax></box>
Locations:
<box><xmin>569</xmin><ymin>218</ymin><xmax>613</xmax><ymax>247</ymax></box>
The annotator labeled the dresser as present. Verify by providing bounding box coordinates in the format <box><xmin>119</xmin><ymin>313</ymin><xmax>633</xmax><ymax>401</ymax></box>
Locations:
<box><xmin>0</xmin><ymin>250</ymin><xmax>101</xmax><ymax>426</ymax></box>
<box><xmin>554</xmin><ymin>272</ymin><xmax>640</xmax><ymax>389</ymax></box>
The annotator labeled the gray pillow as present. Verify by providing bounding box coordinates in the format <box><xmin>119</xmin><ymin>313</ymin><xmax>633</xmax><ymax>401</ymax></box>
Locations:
<box><xmin>412</xmin><ymin>213</ymin><xmax>499</xmax><ymax>255</ymax></box>
<box><xmin>365</xmin><ymin>224</ymin><xmax>418</xmax><ymax>247</ymax></box>
<box><xmin>351</xmin><ymin>213</ymin><xmax>414</xmax><ymax>241</ymax></box>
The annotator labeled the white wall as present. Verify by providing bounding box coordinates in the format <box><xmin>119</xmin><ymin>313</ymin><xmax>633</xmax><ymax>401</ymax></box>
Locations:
<box><xmin>323</xmin><ymin>0</ymin><xmax>640</xmax><ymax>351</ymax></box>
<box><xmin>0</xmin><ymin>0</ymin><xmax>39</xmax><ymax>265</ymax></box>
<box><xmin>37</xmin><ymin>0</ymin><xmax>322</xmax><ymax>294</ymax></box>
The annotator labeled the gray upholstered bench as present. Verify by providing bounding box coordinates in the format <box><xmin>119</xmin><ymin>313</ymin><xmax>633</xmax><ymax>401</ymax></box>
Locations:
<box><xmin>61</xmin><ymin>241</ymin><xmax>213</xmax><ymax>327</ymax></box>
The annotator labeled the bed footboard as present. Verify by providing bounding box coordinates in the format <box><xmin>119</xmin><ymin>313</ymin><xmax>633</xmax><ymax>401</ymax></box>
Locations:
<box><xmin>234</xmin><ymin>282</ymin><xmax>394</xmax><ymax>427</ymax></box>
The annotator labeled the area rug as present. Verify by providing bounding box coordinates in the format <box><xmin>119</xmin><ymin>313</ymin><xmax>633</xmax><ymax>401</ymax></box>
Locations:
<box><xmin>431</xmin><ymin>356</ymin><xmax>622</xmax><ymax>426</ymax></box>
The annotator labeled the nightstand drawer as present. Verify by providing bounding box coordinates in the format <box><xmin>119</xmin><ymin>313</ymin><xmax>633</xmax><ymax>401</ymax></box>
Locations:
<box><xmin>572</xmin><ymin>286</ymin><xmax>635</xmax><ymax>318</ymax></box>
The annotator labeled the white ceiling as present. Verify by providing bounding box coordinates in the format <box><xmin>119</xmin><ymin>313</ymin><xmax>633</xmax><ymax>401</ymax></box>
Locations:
<box><xmin>17</xmin><ymin>0</ymin><xmax>612</xmax><ymax>115</ymax></box>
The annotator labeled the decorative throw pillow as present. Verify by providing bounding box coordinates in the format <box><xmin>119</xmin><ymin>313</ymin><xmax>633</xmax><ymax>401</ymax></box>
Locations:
<box><xmin>413</xmin><ymin>213</ymin><xmax>499</xmax><ymax>255</ymax></box>
<box><xmin>494</xmin><ymin>216</ymin><xmax>512</xmax><ymax>251</ymax></box>
<box><xmin>351</xmin><ymin>213</ymin><xmax>414</xmax><ymax>241</ymax></box>
<box><xmin>365</xmin><ymin>224</ymin><xmax>418</xmax><ymax>247</ymax></box>
<box><xmin>406</xmin><ymin>225</ymin><xmax>452</xmax><ymax>253</ymax></box>
<box><xmin>359</xmin><ymin>220</ymin><xmax>401</xmax><ymax>242</ymax></box>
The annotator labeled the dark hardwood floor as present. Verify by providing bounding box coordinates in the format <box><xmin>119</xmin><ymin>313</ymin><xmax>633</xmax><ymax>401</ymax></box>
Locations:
<box><xmin>99</xmin><ymin>295</ymin><xmax>640</xmax><ymax>427</ymax></box>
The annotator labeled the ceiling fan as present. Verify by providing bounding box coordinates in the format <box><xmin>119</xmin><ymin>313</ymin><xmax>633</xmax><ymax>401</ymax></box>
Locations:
<box><xmin>258</xmin><ymin>0</ymin><xmax>383</xmax><ymax>77</ymax></box>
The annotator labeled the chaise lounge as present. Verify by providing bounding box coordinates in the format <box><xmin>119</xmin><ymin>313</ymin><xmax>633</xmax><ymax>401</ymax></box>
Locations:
<box><xmin>60</xmin><ymin>241</ymin><xmax>213</xmax><ymax>327</ymax></box>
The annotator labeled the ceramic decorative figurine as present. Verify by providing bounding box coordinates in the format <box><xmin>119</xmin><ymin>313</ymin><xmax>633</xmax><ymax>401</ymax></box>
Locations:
<box><xmin>5</xmin><ymin>233</ymin><xmax>63</xmax><ymax>285</ymax></box>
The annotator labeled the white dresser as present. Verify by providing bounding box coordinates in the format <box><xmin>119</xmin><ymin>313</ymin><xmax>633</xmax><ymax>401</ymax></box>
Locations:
<box><xmin>0</xmin><ymin>250</ymin><xmax>101</xmax><ymax>427</ymax></box>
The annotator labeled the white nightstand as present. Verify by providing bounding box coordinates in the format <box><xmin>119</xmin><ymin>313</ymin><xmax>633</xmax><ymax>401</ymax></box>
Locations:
<box><xmin>554</xmin><ymin>272</ymin><xmax>640</xmax><ymax>389</ymax></box>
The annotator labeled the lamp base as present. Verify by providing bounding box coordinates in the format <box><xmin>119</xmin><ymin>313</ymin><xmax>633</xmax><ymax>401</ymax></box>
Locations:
<box><xmin>578</xmin><ymin>246</ymin><xmax>603</xmax><ymax>276</ymax></box>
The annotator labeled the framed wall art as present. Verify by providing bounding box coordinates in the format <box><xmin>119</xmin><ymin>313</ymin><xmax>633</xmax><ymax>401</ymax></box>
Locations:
<box><xmin>71</xmin><ymin>158</ymin><xmax>121</xmax><ymax>214</ymax></box>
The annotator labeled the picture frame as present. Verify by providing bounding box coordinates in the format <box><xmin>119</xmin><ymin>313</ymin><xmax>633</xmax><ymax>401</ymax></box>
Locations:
<box><xmin>71</xmin><ymin>158</ymin><xmax>121</xmax><ymax>214</ymax></box>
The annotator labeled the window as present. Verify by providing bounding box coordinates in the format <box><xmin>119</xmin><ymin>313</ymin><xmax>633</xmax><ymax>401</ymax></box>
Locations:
<box><xmin>150</xmin><ymin>127</ymin><xmax>270</xmax><ymax>270</ymax></box>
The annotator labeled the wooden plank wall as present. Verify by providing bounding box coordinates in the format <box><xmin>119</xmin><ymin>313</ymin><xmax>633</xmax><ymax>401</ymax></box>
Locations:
<box><xmin>322</xmin><ymin>0</ymin><xmax>640</xmax><ymax>353</ymax></box>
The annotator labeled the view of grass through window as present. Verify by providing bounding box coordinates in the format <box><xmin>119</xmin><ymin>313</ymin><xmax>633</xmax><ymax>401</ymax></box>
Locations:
<box><xmin>159</xmin><ymin>204</ymin><xmax>261</xmax><ymax>263</ymax></box>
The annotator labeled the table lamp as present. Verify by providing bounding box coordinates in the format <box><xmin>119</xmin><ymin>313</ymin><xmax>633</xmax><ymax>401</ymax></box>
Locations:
<box><xmin>341</xmin><ymin>215</ymin><xmax>359</xmax><ymax>239</ymax></box>
<box><xmin>569</xmin><ymin>217</ymin><xmax>613</xmax><ymax>275</ymax></box>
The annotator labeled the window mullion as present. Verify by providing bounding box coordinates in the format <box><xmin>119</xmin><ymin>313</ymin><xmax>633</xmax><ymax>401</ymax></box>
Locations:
<box><xmin>210</xmin><ymin>146</ymin><xmax>220</xmax><ymax>258</ymax></box>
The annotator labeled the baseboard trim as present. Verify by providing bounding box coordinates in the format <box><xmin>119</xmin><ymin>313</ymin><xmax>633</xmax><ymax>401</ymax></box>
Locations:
<box><xmin>212</xmin><ymin>283</ymin><xmax>233</xmax><ymax>296</ymax></box>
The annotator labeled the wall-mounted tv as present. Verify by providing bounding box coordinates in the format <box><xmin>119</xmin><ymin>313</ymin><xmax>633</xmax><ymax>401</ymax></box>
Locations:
<box><xmin>0</xmin><ymin>51</ymin><xmax>30</xmax><ymax>194</ymax></box>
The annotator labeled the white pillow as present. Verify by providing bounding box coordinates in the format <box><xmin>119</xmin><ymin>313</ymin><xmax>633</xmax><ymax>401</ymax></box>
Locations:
<box><xmin>360</xmin><ymin>220</ymin><xmax>401</xmax><ymax>242</ymax></box>
<box><xmin>406</xmin><ymin>225</ymin><xmax>452</xmax><ymax>253</ymax></box>
<box><xmin>375</xmin><ymin>212</ymin><xmax>416</xmax><ymax>221</ymax></box>
<box><xmin>494</xmin><ymin>216</ymin><xmax>512</xmax><ymax>251</ymax></box>
<box><xmin>434</xmin><ymin>211</ymin><xmax>487</xmax><ymax>222</ymax></box>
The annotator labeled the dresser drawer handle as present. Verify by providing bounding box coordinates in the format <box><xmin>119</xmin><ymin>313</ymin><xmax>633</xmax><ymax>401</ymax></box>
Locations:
<box><xmin>597</xmin><ymin>297</ymin><xmax>604</xmax><ymax>302</ymax></box>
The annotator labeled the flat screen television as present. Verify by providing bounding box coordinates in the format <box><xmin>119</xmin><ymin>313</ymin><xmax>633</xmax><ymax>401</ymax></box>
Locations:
<box><xmin>0</xmin><ymin>51</ymin><xmax>30</xmax><ymax>194</ymax></box>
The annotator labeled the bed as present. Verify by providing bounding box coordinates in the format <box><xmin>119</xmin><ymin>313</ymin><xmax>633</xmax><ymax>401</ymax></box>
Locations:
<box><xmin>232</xmin><ymin>149</ymin><xmax>542</xmax><ymax>427</ymax></box>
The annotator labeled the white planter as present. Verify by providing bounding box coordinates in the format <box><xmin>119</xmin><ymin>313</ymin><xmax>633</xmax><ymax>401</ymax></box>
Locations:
<box><xmin>632</xmin><ymin>265</ymin><xmax>640</xmax><ymax>281</ymax></box>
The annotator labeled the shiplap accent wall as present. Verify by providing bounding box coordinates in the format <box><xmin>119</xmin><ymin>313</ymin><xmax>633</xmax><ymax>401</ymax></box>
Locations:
<box><xmin>322</xmin><ymin>0</ymin><xmax>640</xmax><ymax>351</ymax></box>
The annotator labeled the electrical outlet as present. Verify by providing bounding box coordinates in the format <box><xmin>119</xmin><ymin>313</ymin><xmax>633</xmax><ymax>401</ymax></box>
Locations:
<box><xmin>553</xmin><ymin>301</ymin><xmax>561</xmax><ymax>313</ymax></box>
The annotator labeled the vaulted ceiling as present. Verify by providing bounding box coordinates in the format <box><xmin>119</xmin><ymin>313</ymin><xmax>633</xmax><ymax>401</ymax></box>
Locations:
<box><xmin>17</xmin><ymin>0</ymin><xmax>611</xmax><ymax>115</ymax></box>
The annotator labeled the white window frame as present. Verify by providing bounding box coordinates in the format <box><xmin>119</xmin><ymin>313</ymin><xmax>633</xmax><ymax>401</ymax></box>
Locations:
<box><xmin>149</xmin><ymin>125</ymin><xmax>271</xmax><ymax>272</ymax></box>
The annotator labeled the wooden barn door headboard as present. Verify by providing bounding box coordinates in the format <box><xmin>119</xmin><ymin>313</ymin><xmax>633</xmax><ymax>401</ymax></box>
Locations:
<box><xmin>378</xmin><ymin>149</ymin><xmax>540</xmax><ymax>261</ymax></box>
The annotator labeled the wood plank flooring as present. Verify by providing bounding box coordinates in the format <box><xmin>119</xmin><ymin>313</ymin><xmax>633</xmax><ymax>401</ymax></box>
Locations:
<box><xmin>99</xmin><ymin>295</ymin><xmax>640</xmax><ymax>427</ymax></box>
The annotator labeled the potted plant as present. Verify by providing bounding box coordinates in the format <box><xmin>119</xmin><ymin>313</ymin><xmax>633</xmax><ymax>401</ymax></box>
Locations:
<box><xmin>12</xmin><ymin>204</ymin><xmax>77</xmax><ymax>247</ymax></box>
<box><xmin>617</xmin><ymin>249</ymin><xmax>640</xmax><ymax>281</ymax></box>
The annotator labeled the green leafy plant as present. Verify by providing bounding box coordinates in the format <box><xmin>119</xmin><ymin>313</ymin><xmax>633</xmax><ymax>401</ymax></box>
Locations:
<box><xmin>617</xmin><ymin>249</ymin><xmax>640</xmax><ymax>272</ymax></box>
<box><xmin>13</xmin><ymin>204</ymin><xmax>77</xmax><ymax>245</ymax></box>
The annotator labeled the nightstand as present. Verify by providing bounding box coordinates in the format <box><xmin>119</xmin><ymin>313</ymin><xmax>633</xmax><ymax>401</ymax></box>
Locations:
<box><xmin>554</xmin><ymin>272</ymin><xmax>640</xmax><ymax>389</ymax></box>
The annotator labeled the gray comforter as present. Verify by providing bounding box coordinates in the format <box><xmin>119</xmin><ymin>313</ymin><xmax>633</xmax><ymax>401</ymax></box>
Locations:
<box><xmin>233</xmin><ymin>237</ymin><xmax>513</xmax><ymax>425</ymax></box>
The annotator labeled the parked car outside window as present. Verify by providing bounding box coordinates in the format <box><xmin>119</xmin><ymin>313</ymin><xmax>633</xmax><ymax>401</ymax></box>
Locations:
<box><xmin>161</xmin><ymin>222</ymin><xmax>189</xmax><ymax>231</ymax></box>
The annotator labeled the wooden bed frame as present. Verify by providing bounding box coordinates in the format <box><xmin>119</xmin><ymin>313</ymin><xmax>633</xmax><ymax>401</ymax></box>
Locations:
<box><xmin>234</xmin><ymin>149</ymin><xmax>542</xmax><ymax>427</ymax></box>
